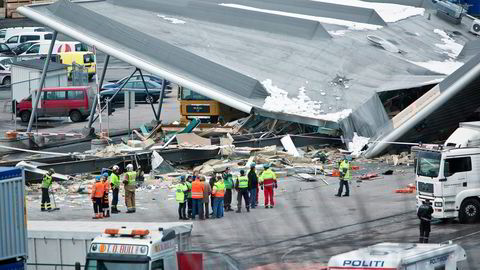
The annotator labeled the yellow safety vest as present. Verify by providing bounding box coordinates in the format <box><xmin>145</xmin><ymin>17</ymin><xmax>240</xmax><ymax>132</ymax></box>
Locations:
<box><xmin>237</xmin><ymin>176</ymin><xmax>248</xmax><ymax>188</ymax></box>
<box><xmin>176</xmin><ymin>183</ymin><xmax>188</xmax><ymax>203</ymax></box>
<box><xmin>126</xmin><ymin>171</ymin><xmax>137</xmax><ymax>185</ymax></box>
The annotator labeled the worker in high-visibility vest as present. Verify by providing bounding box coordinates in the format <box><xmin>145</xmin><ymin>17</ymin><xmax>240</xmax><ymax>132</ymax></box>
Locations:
<box><xmin>235</xmin><ymin>169</ymin><xmax>250</xmax><ymax>213</ymax></box>
<box><xmin>123</xmin><ymin>164</ymin><xmax>137</xmax><ymax>213</ymax></box>
<box><xmin>91</xmin><ymin>176</ymin><xmax>105</xmax><ymax>219</ymax></box>
<box><xmin>41</xmin><ymin>168</ymin><xmax>54</xmax><ymax>211</ymax></box>
<box><xmin>191</xmin><ymin>176</ymin><xmax>205</xmax><ymax>220</ymax></box>
<box><xmin>259</xmin><ymin>163</ymin><xmax>277</xmax><ymax>208</ymax></box>
<box><xmin>110</xmin><ymin>165</ymin><xmax>121</xmax><ymax>214</ymax></box>
<box><xmin>335</xmin><ymin>156</ymin><xmax>351</xmax><ymax>197</ymax></box>
<box><xmin>176</xmin><ymin>177</ymin><xmax>189</xmax><ymax>220</ymax></box>
<box><xmin>102</xmin><ymin>172</ymin><xmax>110</xmax><ymax>218</ymax></box>
<box><xmin>212</xmin><ymin>174</ymin><xmax>225</xmax><ymax>218</ymax></box>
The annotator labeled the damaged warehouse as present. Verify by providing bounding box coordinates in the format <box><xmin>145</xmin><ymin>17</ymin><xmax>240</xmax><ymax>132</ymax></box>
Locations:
<box><xmin>2</xmin><ymin>0</ymin><xmax>480</xmax><ymax>269</ymax></box>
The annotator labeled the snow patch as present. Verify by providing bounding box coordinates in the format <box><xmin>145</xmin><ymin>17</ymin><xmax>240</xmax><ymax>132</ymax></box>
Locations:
<box><xmin>157</xmin><ymin>14</ymin><xmax>186</xmax><ymax>24</ymax></box>
<box><xmin>312</xmin><ymin>0</ymin><xmax>424</xmax><ymax>23</ymax></box>
<box><xmin>433</xmin><ymin>29</ymin><xmax>463</xmax><ymax>59</ymax></box>
<box><xmin>262</xmin><ymin>79</ymin><xmax>352</xmax><ymax>122</ymax></box>
<box><xmin>410</xmin><ymin>60</ymin><xmax>464</xmax><ymax>75</ymax></box>
<box><xmin>220</xmin><ymin>3</ymin><xmax>382</xmax><ymax>30</ymax></box>
<box><xmin>348</xmin><ymin>132</ymin><xmax>370</xmax><ymax>157</ymax></box>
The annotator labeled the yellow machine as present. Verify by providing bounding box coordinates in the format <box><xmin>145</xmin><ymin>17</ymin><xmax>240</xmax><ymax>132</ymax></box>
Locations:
<box><xmin>59</xmin><ymin>51</ymin><xmax>96</xmax><ymax>80</ymax></box>
<box><xmin>178</xmin><ymin>86</ymin><xmax>247</xmax><ymax>124</ymax></box>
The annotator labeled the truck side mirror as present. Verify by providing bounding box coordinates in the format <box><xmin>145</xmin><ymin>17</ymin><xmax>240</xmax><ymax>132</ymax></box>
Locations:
<box><xmin>75</xmin><ymin>262</ymin><xmax>81</xmax><ymax>270</ymax></box>
<box><xmin>439</xmin><ymin>178</ymin><xmax>447</xmax><ymax>182</ymax></box>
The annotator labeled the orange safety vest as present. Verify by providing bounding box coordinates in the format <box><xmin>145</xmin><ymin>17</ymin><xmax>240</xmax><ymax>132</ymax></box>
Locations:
<box><xmin>191</xmin><ymin>180</ymin><xmax>204</xmax><ymax>199</ymax></box>
<box><xmin>91</xmin><ymin>182</ymin><xmax>105</xmax><ymax>198</ymax></box>
<box><xmin>103</xmin><ymin>181</ymin><xmax>110</xmax><ymax>193</ymax></box>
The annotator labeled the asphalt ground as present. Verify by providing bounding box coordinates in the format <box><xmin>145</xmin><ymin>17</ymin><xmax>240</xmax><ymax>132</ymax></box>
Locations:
<box><xmin>26</xmin><ymin>169</ymin><xmax>480</xmax><ymax>269</ymax></box>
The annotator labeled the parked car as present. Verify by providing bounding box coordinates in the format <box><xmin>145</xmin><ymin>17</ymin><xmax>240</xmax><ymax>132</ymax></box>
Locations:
<box><xmin>5</xmin><ymin>32</ymin><xmax>53</xmax><ymax>49</ymax></box>
<box><xmin>102</xmin><ymin>74</ymin><xmax>171</xmax><ymax>90</ymax></box>
<box><xmin>0</xmin><ymin>63</ymin><xmax>11</xmax><ymax>86</ymax></box>
<box><xmin>16</xmin><ymin>86</ymin><xmax>93</xmax><ymax>122</ymax></box>
<box><xmin>12</xmin><ymin>41</ymin><xmax>39</xmax><ymax>55</ymax></box>
<box><xmin>20</xmin><ymin>41</ymin><xmax>89</xmax><ymax>56</ymax></box>
<box><xmin>100</xmin><ymin>80</ymin><xmax>167</xmax><ymax>104</ymax></box>
<box><xmin>0</xmin><ymin>27</ymin><xmax>47</xmax><ymax>43</ymax></box>
<box><xmin>0</xmin><ymin>43</ymin><xmax>15</xmax><ymax>56</ymax></box>
<box><xmin>0</xmin><ymin>57</ymin><xmax>14</xmax><ymax>69</ymax></box>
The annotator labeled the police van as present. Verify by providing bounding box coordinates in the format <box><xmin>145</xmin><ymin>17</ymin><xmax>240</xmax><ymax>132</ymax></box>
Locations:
<box><xmin>327</xmin><ymin>242</ymin><xmax>466</xmax><ymax>270</ymax></box>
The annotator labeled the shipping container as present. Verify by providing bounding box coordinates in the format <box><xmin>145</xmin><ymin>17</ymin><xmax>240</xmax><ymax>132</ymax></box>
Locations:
<box><xmin>27</xmin><ymin>221</ymin><xmax>193</xmax><ymax>270</ymax></box>
<box><xmin>0</xmin><ymin>167</ymin><xmax>27</xmax><ymax>263</ymax></box>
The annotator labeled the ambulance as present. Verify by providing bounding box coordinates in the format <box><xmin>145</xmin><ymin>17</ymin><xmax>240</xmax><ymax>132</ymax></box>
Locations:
<box><xmin>84</xmin><ymin>226</ymin><xmax>241</xmax><ymax>270</ymax></box>
<box><xmin>327</xmin><ymin>242</ymin><xmax>466</xmax><ymax>270</ymax></box>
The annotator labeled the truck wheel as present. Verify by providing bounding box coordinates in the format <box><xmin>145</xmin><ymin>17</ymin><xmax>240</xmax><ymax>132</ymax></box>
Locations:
<box><xmin>145</xmin><ymin>95</ymin><xmax>154</xmax><ymax>104</ymax></box>
<box><xmin>70</xmin><ymin>110</ymin><xmax>83</xmax><ymax>122</ymax></box>
<box><xmin>459</xmin><ymin>198</ymin><xmax>480</xmax><ymax>224</ymax></box>
<box><xmin>20</xmin><ymin>111</ymin><xmax>31</xmax><ymax>122</ymax></box>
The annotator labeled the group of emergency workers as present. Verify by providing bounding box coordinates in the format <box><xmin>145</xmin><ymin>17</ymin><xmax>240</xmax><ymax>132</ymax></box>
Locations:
<box><xmin>175</xmin><ymin>162</ymin><xmax>278</xmax><ymax>220</ymax></box>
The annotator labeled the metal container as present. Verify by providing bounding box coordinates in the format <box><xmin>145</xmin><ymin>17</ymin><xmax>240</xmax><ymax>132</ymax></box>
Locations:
<box><xmin>27</xmin><ymin>221</ymin><xmax>193</xmax><ymax>270</ymax></box>
<box><xmin>0</xmin><ymin>167</ymin><xmax>27</xmax><ymax>262</ymax></box>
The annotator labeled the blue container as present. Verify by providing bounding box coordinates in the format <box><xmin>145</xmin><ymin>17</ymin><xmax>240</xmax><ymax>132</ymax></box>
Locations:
<box><xmin>0</xmin><ymin>261</ymin><xmax>25</xmax><ymax>270</ymax></box>
<box><xmin>464</xmin><ymin>0</ymin><xmax>480</xmax><ymax>16</ymax></box>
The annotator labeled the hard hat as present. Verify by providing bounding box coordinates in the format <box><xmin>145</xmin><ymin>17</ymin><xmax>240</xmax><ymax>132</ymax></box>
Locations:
<box><xmin>95</xmin><ymin>176</ymin><xmax>101</xmax><ymax>182</ymax></box>
<box><xmin>180</xmin><ymin>175</ymin><xmax>185</xmax><ymax>181</ymax></box>
<box><xmin>103</xmin><ymin>172</ymin><xmax>109</xmax><ymax>178</ymax></box>
<box><xmin>250</xmin><ymin>162</ymin><xmax>256</xmax><ymax>168</ymax></box>
<box><xmin>263</xmin><ymin>163</ymin><xmax>270</xmax><ymax>169</ymax></box>
<box><xmin>112</xmin><ymin>165</ymin><xmax>119</xmax><ymax>171</ymax></box>
<box><xmin>48</xmin><ymin>168</ymin><xmax>55</xmax><ymax>174</ymax></box>
<box><xmin>126</xmin><ymin>164</ymin><xmax>134</xmax><ymax>171</ymax></box>
<box><xmin>240</xmin><ymin>169</ymin><xmax>245</xmax><ymax>175</ymax></box>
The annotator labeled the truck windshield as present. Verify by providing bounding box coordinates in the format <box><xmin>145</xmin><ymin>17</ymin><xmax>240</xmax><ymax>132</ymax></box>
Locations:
<box><xmin>85</xmin><ymin>260</ymin><xmax>148</xmax><ymax>270</ymax></box>
<box><xmin>181</xmin><ymin>88</ymin><xmax>211</xmax><ymax>100</ymax></box>
<box><xmin>417</xmin><ymin>151</ymin><xmax>441</xmax><ymax>178</ymax></box>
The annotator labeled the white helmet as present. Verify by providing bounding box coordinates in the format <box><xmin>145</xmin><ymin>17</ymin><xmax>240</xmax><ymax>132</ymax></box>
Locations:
<box><xmin>126</xmin><ymin>164</ymin><xmax>134</xmax><ymax>171</ymax></box>
<box><xmin>112</xmin><ymin>165</ymin><xmax>119</xmax><ymax>171</ymax></box>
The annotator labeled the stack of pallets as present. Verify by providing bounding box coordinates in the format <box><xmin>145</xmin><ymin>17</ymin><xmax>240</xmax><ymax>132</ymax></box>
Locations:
<box><xmin>5</xmin><ymin>0</ymin><xmax>32</xmax><ymax>18</ymax></box>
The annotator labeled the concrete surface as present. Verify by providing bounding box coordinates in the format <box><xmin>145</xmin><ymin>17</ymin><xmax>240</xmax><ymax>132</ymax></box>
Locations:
<box><xmin>25</xmin><ymin>170</ymin><xmax>480</xmax><ymax>269</ymax></box>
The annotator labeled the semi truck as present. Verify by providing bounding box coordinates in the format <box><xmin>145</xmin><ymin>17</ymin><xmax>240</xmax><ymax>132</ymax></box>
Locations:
<box><xmin>0</xmin><ymin>167</ymin><xmax>27</xmax><ymax>270</ymax></box>
<box><xmin>327</xmin><ymin>242</ymin><xmax>466</xmax><ymax>270</ymax></box>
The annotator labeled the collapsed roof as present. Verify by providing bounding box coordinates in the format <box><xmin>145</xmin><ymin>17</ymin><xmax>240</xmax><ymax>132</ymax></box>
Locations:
<box><xmin>18</xmin><ymin>0</ymin><xmax>475</xmax><ymax>144</ymax></box>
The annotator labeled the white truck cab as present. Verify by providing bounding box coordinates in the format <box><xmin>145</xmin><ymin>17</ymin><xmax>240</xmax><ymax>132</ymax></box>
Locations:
<box><xmin>86</xmin><ymin>228</ymin><xmax>178</xmax><ymax>270</ymax></box>
<box><xmin>414</xmin><ymin>145</ymin><xmax>480</xmax><ymax>223</ymax></box>
<box><xmin>327</xmin><ymin>242</ymin><xmax>466</xmax><ymax>270</ymax></box>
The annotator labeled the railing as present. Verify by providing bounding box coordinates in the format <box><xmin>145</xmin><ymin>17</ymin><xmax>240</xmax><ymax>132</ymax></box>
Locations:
<box><xmin>27</xmin><ymin>263</ymin><xmax>83</xmax><ymax>270</ymax></box>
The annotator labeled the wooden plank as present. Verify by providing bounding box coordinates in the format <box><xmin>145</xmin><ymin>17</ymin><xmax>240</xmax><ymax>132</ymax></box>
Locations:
<box><xmin>6</xmin><ymin>0</ymin><xmax>31</xmax><ymax>3</ymax></box>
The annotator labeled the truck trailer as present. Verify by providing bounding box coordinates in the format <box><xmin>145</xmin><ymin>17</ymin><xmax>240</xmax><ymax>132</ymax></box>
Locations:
<box><xmin>0</xmin><ymin>167</ymin><xmax>27</xmax><ymax>270</ymax></box>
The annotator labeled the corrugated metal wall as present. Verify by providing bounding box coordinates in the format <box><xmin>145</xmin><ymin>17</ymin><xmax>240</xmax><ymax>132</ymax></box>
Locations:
<box><xmin>0</xmin><ymin>167</ymin><xmax>27</xmax><ymax>261</ymax></box>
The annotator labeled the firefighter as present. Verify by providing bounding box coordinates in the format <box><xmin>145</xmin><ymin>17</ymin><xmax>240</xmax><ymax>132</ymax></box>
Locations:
<box><xmin>223</xmin><ymin>167</ymin><xmax>234</xmax><ymax>211</ymax></box>
<box><xmin>91</xmin><ymin>176</ymin><xmax>105</xmax><ymax>219</ymax></box>
<box><xmin>418</xmin><ymin>199</ymin><xmax>434</xmax><ymax>243</ymax></box>
<box><xmin>110</xmin><ymin>165</ymin><xmax>121</xmax><ymax>214</ymax></box>
<box><xmin>41</xmin><ymin>168</ymin><xmax>54</xmax><ymax>211</ymax></box>
<box><xmin>123</xmin><ymin>164</ymin><xmax>137</xmax><ymax>213</ymax></box>
<box><xmin>259</xmin><ymin>163</ymin><xmax>277</xmax><ymax>208</ymax></box>
<box><xmin>336</xmin><ymin>156</ymin><xmax>351</xmax><ymax>197</ymax></box>
<box><xmin>235</xmin><ymin>169</ymin><xmax>250</xmax><ymax>213</ymax></box>
<box><xmin>102</xmin><ymin>172</ymin><xmax>110</xmax><ymax>218</ymax></box>
<box><xmin>176</xmin><ymin>176</ymin><xmax>189</xmax><ymax>220</ymax></box>
<box><xmin>212</xmin><ymin>174</ymin><xmax>225</xmax><ymax>219</ymax></box>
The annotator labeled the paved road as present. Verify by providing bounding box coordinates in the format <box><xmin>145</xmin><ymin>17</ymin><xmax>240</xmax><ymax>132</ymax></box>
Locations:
<box><xmin>25</xmin><ymin>169</ymin><xmax>480</xmax><ymax>269</ymax></box>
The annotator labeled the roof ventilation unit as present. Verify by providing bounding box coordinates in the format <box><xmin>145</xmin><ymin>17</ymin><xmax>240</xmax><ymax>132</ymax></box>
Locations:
<box><xmin>470</xmin><ymin>19</ymin><xmax>480</xmax><ymax>35</ymax></box>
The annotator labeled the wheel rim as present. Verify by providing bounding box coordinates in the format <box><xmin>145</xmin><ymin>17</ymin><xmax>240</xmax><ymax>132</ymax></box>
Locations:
<box><xmin>465</xmin><ymin>204</ymin><xmax>477</xmax><ymax>217</ymax></box>
<box><xmin>71</xmin><ymin>112</ymin><xmax>81</xmax><ymax>122</ymax></box>
<box><xmin>146</xmin><ymin>96</ymin><xmax>153</xmax><ymax>103</ymax></box>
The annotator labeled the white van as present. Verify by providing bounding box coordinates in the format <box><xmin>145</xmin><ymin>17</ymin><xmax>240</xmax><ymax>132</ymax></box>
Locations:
<box><xmin>0</xmin><ymin>27</ymin><xmax>47</xmax><ymax>43</ymax></box>
<box><xmin>4</xmin><ymin>32</ymin><xmax>53</xmax><ymax>49</ymax></box>
<box><xmin>20</xmin><ymin>41</ymin><xmax>90</xmax><ymax>56</ymax></box>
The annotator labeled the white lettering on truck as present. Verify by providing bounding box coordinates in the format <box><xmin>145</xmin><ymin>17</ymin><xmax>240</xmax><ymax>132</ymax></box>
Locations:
<box><xmin>343</xmin><ymin>260</ymin><xmax>385</xmax><ymax>267</ymax></box>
